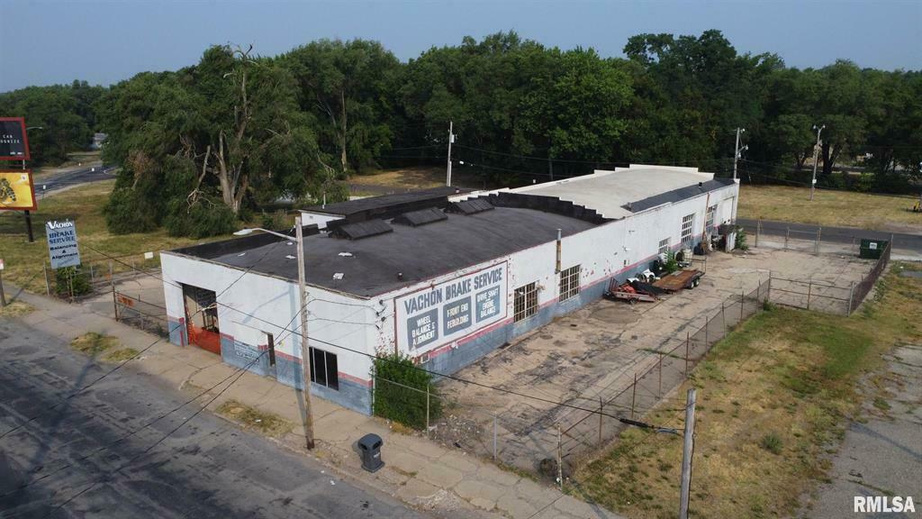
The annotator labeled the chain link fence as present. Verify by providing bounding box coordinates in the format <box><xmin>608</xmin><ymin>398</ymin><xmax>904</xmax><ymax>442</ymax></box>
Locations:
<box><xmin>374</xmin><ymin>279</ymin><xmax>772</xmax><ymax>481</ymax></box>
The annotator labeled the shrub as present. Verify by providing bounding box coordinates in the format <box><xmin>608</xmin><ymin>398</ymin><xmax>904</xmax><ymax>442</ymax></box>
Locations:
<box><xmin>55</xmin><ymin>266</ymin><xmax>92</xmax><ymax>297</ymax></box>
<box><xmin>760</xmin><ymin>432</ymin><xmax>783</xmax><ymax>454</ymax></box>
<box><xmin>735</xmin><ymin>227</ymin><xmax>749</xmax><ymax>251</ymax></box>
<box><xmin>372</xmin><ymin>353</ymin><xmax>442</xmax><ymax>430</ymax></box>
<box><xmin>104</xmin><ymin>187</ymin><xmax>161</xmax><ymax>234</ymax></box>
<box><xmin>663</xmin><ymin>251</ymin><xmax>679</xmax><ymax>274</ymax></box>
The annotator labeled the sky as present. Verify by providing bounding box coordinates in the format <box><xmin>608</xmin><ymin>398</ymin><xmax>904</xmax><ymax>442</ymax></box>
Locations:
<box><xmin>1</xmin><ymin>0</ymin><xmax>920</xmax><ymax>93</ymax></box>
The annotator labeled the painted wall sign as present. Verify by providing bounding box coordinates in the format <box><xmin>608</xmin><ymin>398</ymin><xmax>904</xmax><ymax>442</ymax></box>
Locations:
<box><xmin>0</xmin><ymin>170</ymin><xmax>37</xmax><ymax>211</ymax></box>
<box><xmin>0</xmin><ymin>118</ymin><xmax>30</xmax><ymax>161</ymax></box>
<box><xmin>396</xmin><ymin>262</ymin><xmax>508</xmax><ymax>353</ymax></box>
<box><xmin>45</xmin><ymin>220</ymin><xmax>81</xmax><ymax>269</ymax></box>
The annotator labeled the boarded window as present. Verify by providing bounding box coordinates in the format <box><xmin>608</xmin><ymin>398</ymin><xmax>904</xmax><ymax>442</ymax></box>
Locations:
<box><xmin>681</xmin><ymin>214</ymin><xmax>695</xmax><ymax>245</ymax></box>
<box><xmin>659</xmin><ymin>238</ymin><xmax>670</xmax><ymax>255</ymax></box>
<box><xmin>309</xmin><ymin>347</ymin><xmax>339</xmax><ymax>391</ymax></box>
<box><xmin>559</xmin><ymin>265</ymin><xmax>580</xmax><ymax>301</ymax></box>
<box><xmin>706</xmin><ymin>205</ymin><xmax>717</xmax><ymax>229</ymax></box>
<box><xmin>514</xmin><ymin>282</ymin><xmax>538</xmax><ymax>322</ymax></box>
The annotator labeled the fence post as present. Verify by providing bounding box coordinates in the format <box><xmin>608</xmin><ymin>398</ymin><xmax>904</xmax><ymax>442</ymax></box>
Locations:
<box><xmin>705</xmin><ymin>315</ymin><xmax>709</xmax><ymax>346</ymax></box>
<box><xmin>785</xmin><ymin>227</ymin><xmax>790</xmax><ymax>249</ymax></box>
<box><xmin>807</xmin><ymin>281</ymin><xmax>812</xmax><ymax>310</ymax></box>
<box><xmin>740</xmin><ymin>288</ymin><xmax>745</xmax><ymax>322</ymax></box>
<box><xmin>755</xmin><ymin>218</ymin><xmax>761</xmax><ymax>248</ymax></box>
<box><xmin>68</xmin><ymin>268</ymin><xmax>74</xmax><ymax>301</ymax></box>
<box><xmin>721</xmin><ymin>301</ymin><xmax>726</xmax><ymax>332</ymax></box>
<box><xmin>631</xmin><ymin>373</ymin><xmax>637</xmax><ymax>419</ymax></box>
<box><xmin>43</xmin><ymin>262</ymin><xmax>51</xmax><ymax>296</ymax></box>
<box><xmin>598</xmin><ymin>396</ymin><xmax>604</xmax><ymax>447</ymax></box>
<box><xmin>493</xmin><ymin>413</ymin><xmax>497</xmax><ymax>460</ymax></box>
<box><xmin>89</xmin><ymin>264</ymin><xmax>95</xmax><ymax>282</ymax></box>
<box><xmin>847</xmin><ymin>282</ymin><xmax>855</xmax><ymax>315</ymax></box>
<box><xmin>112</xmin><ymin>283</ymin><xmax>119</xmax><ymax>321</ymax></box>
<box><xmin>815</xmin><ymin>227</ymin><xmax>822</xmax><ymax>255</ymax></box>
<box><xmin>426</xmin><ymin>384</ymin><xmax>430</xmax><ymax>439</ymax></box>
<box><xmin>658</xmin><ymin>353</ymin><xmax>663</xmax><ymax>397</ymax></box>
<box><xmin>768</xmin><ymin>271</ymin><xmax>772</xmax><ymax>301</ymax></box>
<box><xmin>685</xmin><ymin>332</ymin><xmax>690</xmax><ymax>375</ymax></box>
<box><xmin>557</xmin><ymin>424</ymin><xmax>563</xmax><ymax>489</ymax></box>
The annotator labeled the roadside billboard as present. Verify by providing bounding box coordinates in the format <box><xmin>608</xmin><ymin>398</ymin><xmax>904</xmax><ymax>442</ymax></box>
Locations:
<box><xmin>0</xmin><ymin>118</ymin><xmax>30</xmax><ymax>161</ymax></box>
<box><xmin>0</xmin><ymin>170</ymin><xmax>37</xmax><ymax>211</ymax></box>
<box><xmin>46</xmin><ymin>220</ymin><xmax>81</xmax><ymax>269</ymax></box>
<box><xmin>395</xmin><ymin>261</ymin><xmax>508</xmax><ymax>354</ymax></box>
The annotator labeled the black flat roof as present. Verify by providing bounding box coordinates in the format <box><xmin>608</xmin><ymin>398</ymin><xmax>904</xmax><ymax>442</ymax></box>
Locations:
<box><xmin>625</xmin><ymin>178</ymin><xmax>735</xmax><ymax>213</ymax></box>
<box><xmin>304</xmin><ymin>186</ymin><xmax>472</xmax><ymax>219</ymax></box>
<box><xmin>171</xmin><ymin>206</ymin><xmax>596</xmax><ymax>298</ymax></box>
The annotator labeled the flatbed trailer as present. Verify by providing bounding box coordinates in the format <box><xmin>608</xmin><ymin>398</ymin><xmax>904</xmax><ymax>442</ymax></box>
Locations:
<box><xmin>652</xmin><ymin>269</ymin><xmax>704</xmax><ymax>293</ymax></box>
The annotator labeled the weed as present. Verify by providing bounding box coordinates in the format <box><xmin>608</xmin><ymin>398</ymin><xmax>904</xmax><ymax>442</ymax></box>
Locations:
<box><xmin>70</xmin><ymin>332</ymin><xmax>118</xmax><ymax>356</ymax></box>
<box><xmin>760</xmin><ymin>433</ymin><xmax>784</xmax><ymax>454</ymax></box>
<box><xmin>104</xmin><ymin>348</ymin><xmax>139</xmax><ymax>363</ymax></box>
<box><xmin>216</xmin><ymin>399</ymin><xmax>292</xmax><ymax>438</ymax></box>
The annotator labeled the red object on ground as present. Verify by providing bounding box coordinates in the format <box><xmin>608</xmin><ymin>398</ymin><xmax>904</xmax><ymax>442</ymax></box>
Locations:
<box><xmin>188</xmin><ymin>324</ymin><xmax>221</xmax><ymax>354</ymax></box>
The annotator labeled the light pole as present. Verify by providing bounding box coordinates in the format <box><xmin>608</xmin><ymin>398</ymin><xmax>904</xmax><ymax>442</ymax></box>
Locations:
<box><xmin>810</xmin><ymin>125</ymin><xmax>825</xmax><ymax>201</ymax></box>
<box><xmin>733</xmin><ymin>128</ymin><xmax>747</xmax><ymax>181</ymax></box>
<box><xmin>23</xmin><ymin>126</ymin><xmax>43</xmax><ymax>243</ymax></box>
<box><xmin>234</xmin><ymin>215</ymin><xmax>315</xmax><ymax>449</ymax></box>
<box><xmin>446</xmin><ymin>121</ymin><xmax>454</xmax><ymax>187</ymax></box>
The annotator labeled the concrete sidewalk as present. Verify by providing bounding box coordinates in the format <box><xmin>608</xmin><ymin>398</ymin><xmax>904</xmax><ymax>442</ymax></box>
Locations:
<box><xmin>5</xmin><ymin>288</ymin><xmax>624</xmax><ymax>519</ymax></box>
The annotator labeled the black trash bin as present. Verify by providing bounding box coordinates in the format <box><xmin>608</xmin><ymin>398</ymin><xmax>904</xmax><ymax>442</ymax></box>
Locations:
<box><xmin>358</xmin><ymin>433</ymin><xmax>384</xmax><ymax>473</ymax></box>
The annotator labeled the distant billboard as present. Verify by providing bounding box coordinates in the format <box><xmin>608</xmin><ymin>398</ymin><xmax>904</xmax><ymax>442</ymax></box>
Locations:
<box><xmin>395</xmin><ymin>262</ymin><xmax>508</xmax><ymax>354</ymax></box>
<box><xmin>0</xmin><ymin>170</ymin><xmax>37</xmax><ymax>211</ymax></box>
<box><xmin>0</xmin><ymin>118</ymin><xmax>30</xmax><ymax>161</ymax></box>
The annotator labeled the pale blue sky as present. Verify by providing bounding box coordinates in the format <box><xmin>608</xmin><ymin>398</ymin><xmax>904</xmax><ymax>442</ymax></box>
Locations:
<box><xmin>1</xmin><ymin>0</ymin><xmax>920</xmax><ymax>92</ymax></box>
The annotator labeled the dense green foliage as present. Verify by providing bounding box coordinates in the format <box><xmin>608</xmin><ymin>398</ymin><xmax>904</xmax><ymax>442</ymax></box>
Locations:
<box><xmin>0</xmin><ymin>80</ymin><xmax>104</xmax><ymax>165</ymax></box>
<box><xmin>372</xmin><ymin>354</ymin><xmax>442</xmax><ymax>430</ymax></box>
<box><xmin>3</xmin><ymin>30</ymin><xmax>920</xmax><ymax>237</ymax></box>
<box><xmin>54</xmin><ymin>266</ymin><xmax>91</xmax><ymax>297</ymax></box>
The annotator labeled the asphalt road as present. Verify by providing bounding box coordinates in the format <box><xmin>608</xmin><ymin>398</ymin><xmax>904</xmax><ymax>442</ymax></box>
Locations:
<box><xmin>737</xmin><ymin>218</ymin><xmax>922</xmax><ymax>253</ymax></box>
<box><xmin>0</xmin><ymin>319</ymin><xmax>425</xmax><ymax>519</ymax></box>
<box><xmin>35</xmin><ymin>165</ymin><xmax>116</xmax><ymax>196</ymax></box>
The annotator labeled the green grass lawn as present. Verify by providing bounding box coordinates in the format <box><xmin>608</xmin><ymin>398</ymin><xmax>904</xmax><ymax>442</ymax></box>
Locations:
<box><xmin>572</xmin><ymin>263</ymin><xmax>922</xmax><ymax>519</ymax></box>
<box><xmin>739</xmin><ymin>185</ymin><xmax>922</xmax><ymax>230</ymax></box>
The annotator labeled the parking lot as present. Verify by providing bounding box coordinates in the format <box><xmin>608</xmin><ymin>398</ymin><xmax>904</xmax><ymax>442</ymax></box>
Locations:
<box><xmin>432</xmin><ymin>248</ymin><xmax>875</xmax><ymax>473</ymax></box>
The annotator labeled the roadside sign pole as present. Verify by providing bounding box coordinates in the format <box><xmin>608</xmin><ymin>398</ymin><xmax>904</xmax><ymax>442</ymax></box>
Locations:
<box><xmin>21</xmin><ymin>159</ymin><xmax>34</xmax><ymax>242</ymax></box>
<box><xmin>0</xmin><ymin>264</ymin><xmax>6</xmax><ymax>307</ymax></box>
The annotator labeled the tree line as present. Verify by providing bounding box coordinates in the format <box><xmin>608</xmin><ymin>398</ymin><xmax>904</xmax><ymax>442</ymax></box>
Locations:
<box><xmin>1</xmin><ymin>30</ymin><xmax>919</xmax><ymax>237</ymax></box>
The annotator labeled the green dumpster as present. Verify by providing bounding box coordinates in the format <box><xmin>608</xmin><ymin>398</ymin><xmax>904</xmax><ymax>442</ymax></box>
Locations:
<box><xmin>859</xmin><ymin>239</ymin><xmax>888</xmax><ymax>259</ymax></box>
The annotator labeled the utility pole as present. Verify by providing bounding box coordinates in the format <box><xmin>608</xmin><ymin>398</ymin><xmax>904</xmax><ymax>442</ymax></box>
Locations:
<box><xmin>810</xmin><ymin>125</ymin><xmax>825</xmax><ymax>201</ymax></box>
<box><xmin>295</xmin><ymin>215</ymin><xmax>316</xmax><ymax>449</ymax></box>
<box><xmin>679</xmin><ymin>388</ymin><xmax>697</xmax><ymax>519</ymax></box>
<box><xmin>732</xmin><ymin>128</ymin><xmax>747</xmax><ymax>181</ymax></box>
<box><xmin>446</xmin><ymin>121</ymin><xmax>454</xmax><ymax>187</ymax></box>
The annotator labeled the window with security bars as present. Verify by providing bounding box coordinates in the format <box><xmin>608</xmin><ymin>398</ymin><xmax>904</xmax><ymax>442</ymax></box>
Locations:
<box><xmin>658</xmin><ymin>238</ymin><xmax>670</xmax><ymax>255</ymax></box>
<box><xmin>309</xmin><ymin>347</ymin><xmax>339</xmax><ymax>390</ymax></box>
<box><xmin>514</xmin><ymin>282</ymin><xmax>538</xmax><ymax>322</ymax></box>
<box><xmin>559</xmin><ymin>265</ymin><xmax>580</xmax><ymax>301</ymax></box>
<box><xmin>681</xmin><ymin>213</ymin><xmax>695</xmax><ymax>244</ymax></box>
<box><xmin>706</xmin><ymin>205</ymin><xmax>717</xmax><ymax>230</ymax></box>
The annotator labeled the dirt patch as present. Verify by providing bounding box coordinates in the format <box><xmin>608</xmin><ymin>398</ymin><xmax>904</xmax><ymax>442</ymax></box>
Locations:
<box><xmin>216</xmin><ymin>399</ymin><xmax>293</xmax><ymax>439</ymax></box>
<box><xmin>70</xmin><ymin>332</ymin><xmax>119</xmax><ymax>356</ymax></box>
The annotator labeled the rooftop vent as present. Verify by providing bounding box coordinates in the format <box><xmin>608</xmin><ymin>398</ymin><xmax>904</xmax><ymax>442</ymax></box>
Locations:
<box><xmin>446</xmin><ymin>198</ymin><xmax>494</xmax><ymax>215</ymax></box>
<box><xmin>330</xmin><ymin>220</ymin><xmax>393</xmax><ymax>240</ymax></box>
<box><xmin>392</xmin><ymin>207</ymin><xmax>448</xmax><ymax>227</ymax></box>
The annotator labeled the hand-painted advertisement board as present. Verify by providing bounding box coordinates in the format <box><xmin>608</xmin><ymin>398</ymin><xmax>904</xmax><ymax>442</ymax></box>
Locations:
<box><xmin>396</xmin><ymin>262</ymin><xmax>508</xmax><ymax>353</ymax></box>
<box><xmin>0</xmin><ymin>170</ymin><xmax>37</xmax><ymax>211</ymax></box>
<box><xmin>46</xmin><ymin>220</ymin><xmax>81</xmax><ymax>269</ymax></box>
<box><xmin>0</xmin><ymin>118</ymin><xmax>30</xmax><ymax>161</ymax></box>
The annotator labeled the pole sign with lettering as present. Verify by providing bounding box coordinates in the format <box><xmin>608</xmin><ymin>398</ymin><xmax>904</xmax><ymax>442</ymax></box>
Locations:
<box><xmin>396</xmin><ymin>262</ymin><xmax>508</xmax><ymax>353</ymax></box>
<box><xmin>45</xmin><ymin>220</ymin><xmax>81</xmax><ymax>269</ymax></box>
<box><xmin>0</xmin><ymin>118</ymin><xmax>30</xmax><ymax>161</ymax></box>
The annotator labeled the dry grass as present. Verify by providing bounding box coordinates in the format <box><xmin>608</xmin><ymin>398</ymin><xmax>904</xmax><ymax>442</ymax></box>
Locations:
<box><xmin>352</xmin><ymin>167</ymin><xmax>446</xmax><ymax>188</ymax></box>
<box><xmin>738</xmin><ymin>185</ymin><xmax>922</xmax><ymax>231</ymax></box>
<box><xmin>0</xmin><ymin>301</ymin><xmax>34</xmax><ymax>317</ymax></box>
<box><xmin>572</xmin><ymin>264</ymin><xmax>922</xmax><ymax>519</ymax></box>
<box><xmin>70</xmin><ymin>332</ymin><xmax>119</xmax><ymax>356</ymax></box>
<box><xmin>216</xmin><ymin>399</ymin><xmax>293</xmax><ymax>438</ymax></box>
<box><xmin>0</xmin><ymin>180</ymin><xmax>215</xmax><ymax>293</ymax></box>
<box><xmin>104</xmin><ymin>347</ymin><xmax>140</xmax><ymax>363</ymax></box>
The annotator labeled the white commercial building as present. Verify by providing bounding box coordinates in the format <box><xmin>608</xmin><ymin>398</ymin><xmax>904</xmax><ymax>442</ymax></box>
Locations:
<box><xmin>161</xmin><ymin>165</ymin><xmax>739</xmax><ymax>414</ymax></box>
